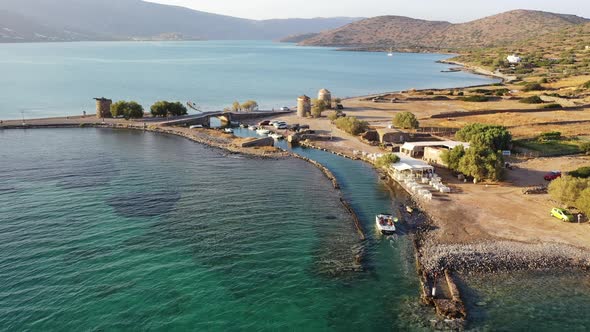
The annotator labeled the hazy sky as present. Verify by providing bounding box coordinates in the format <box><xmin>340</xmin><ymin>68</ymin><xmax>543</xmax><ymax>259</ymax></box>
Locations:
<box><xmin>149</xmin><ymin>0</ymin><xmax>589</xmax><ymax>22</ymax></box>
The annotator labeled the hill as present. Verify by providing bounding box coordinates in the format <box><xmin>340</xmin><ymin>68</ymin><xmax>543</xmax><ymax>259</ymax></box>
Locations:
<box><xmin>0</xmin><ymin>0</ymin><xmax>361</xmax><ymax>42</ymax></box>
<box><xmin>451</xmin><ymin>22</ymin><xmax>590</xmax><ymax>80</ymax></box>
<box><xmin>298</xmin><ymin>10</ymin><xmax>589</xmax><ymax>50</ymax></box>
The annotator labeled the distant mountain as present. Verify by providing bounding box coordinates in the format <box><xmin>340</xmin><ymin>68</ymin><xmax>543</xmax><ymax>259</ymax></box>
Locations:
<box><xmin>298</xmin><ymin>10</ymin><xmax>590</xmax><ymax>50</ymax></box>
<box><xmin>0</xmin><ymin>0</ymin><xmax>361</xmax><ymax>42</ymax></box>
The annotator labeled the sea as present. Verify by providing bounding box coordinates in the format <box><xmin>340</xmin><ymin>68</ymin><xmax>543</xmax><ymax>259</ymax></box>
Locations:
<box><xmin>0</xmin><ymin>40</ymin><xmax>496</xmax><ymax>120</ymax></box>
<box><xmin>1</xmin><ymin>41</ymin><xmax>590</xmax><ymax>331</ymax></box>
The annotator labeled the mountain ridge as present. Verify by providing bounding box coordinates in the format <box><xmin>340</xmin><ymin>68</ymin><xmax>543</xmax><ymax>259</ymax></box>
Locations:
<box><xmin>297</xmin><ymin>10</ymin><xmax>590</xmax><ymax>50</ymax></box>
<box><xmin>0</xmin><ymin>0</ymin><xmax>361</xmax><ymax>42</ymax></box>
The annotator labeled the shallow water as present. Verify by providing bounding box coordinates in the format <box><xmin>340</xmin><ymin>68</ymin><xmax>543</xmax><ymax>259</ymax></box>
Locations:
<box><xmin>0</xmin><ymin>41</ymin><xmax>497</xmax><ymax>119</ymax></box>
<box><xmin>0</xmin><ymin>128</ymin><xmax>421</xmax><ymax>331</ymax></box>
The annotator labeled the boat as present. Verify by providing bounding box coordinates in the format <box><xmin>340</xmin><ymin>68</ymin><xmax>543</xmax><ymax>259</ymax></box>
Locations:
<box><xmin>376</xmin><ymin>214</ymin><xmax>397</xmax><ymax>234</ymax></box>
<box><xmin>270</xmin><ymin>133</ymin><xmax>284</xmax><ymax>140</ymax></box>
<box><xmin>406</xmin><ymin>206</ymin><xmax>414</xmax><ymax>214</ymax></box>
<box><xmin>248</xmin><ymin>125</ymin><xmax>257</xmax><ymax>131</ymax></box>
<box><xmin>256</xmin><ymin>128</ymin><xmax>271</xmax><ymax>136</ymax></box>
<box><xmin>224</xmin><ymin>128</ymin><xmax>234</xmax><ymax>133</ymax></box>
<box><xmin>387</xmin><ymin>47</ymin><xmax>394</xmax><ymax>57</ymax></box>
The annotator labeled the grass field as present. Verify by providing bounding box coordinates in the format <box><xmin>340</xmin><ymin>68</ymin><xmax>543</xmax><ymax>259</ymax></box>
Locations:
<box><xmin>514</xmin><ymin>139</ymin><xmax>584</xmax><ymax>156</ymax></box>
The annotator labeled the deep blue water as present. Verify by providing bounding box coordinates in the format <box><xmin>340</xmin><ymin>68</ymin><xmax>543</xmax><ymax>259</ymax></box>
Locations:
<box><xmin>0</xmin><ymin>41</ymin><xmax>496</xmax><ymax>120</ymax></box>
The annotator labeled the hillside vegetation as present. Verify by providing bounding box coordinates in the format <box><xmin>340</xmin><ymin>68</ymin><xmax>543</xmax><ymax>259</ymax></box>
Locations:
<box><xmin>452</xmin><ymin>22</ymin><xmax>590</xmax><ymax>80</ymax></box>
<box><xmin>298</xmin><ymin>10</ymin><xmax>588</xmax><ymax>50</ymax></box>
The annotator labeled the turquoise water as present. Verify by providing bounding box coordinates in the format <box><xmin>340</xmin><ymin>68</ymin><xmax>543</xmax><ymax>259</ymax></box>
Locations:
<box><xmin>0</xmin><ymin>41</ymin><xmax>497</xmax><ymax>120</ymax></box>
<box><xmin>0</xmin><ymin>128</ymin><xmax>421</xmax><ymax>331</ymax></box>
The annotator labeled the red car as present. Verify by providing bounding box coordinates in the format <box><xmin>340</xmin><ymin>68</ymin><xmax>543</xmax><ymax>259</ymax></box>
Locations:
<box><xmin>544</xmin><ymin>171</ymin><xmax>562</xmax><ymax>181</ymax></box>
<box><xmin>258</xmin><ymin>120</ymin><xmax>271</xmax><ymax>126</ymax></box>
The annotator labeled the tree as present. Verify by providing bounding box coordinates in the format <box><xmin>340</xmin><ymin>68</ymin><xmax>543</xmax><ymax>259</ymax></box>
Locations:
<box><xmin>375</xmin><ymin>153</ymin><xmax>400</xmax><ymax>168</ymax></box>
<box><xmin>548</xmin><ymin>176</ymin><xmax>590</xmax><ymax>207</ymax></box>
<box><xmin>111</xmin><ymin>101</ymin><xmax>144</xmax><ymax>119</ymax></box>
<box><xmin>455</xmin><ymin>147</ymin><xmax>503</xmax><ymax>182</ymax></box>
<box><xmin>455</xmin><ymin>123</ymin><xmax>512</xmax><ymax>151</ymax></box>
<box><xmin>441</xmin><ymin>145</ymin><xmax>466</xmax><ymax>170</ymax></box>
<box><xmin>232</xmin><ymin>101</ymin><xmax>241</xmax><ymax>112</ymax></box>
<box><xmin>241</xmin><ymin>100</ymin><xmax>258</xmax><ymax>112</ymax></box>
<box><xmin>311</xmin><ymin>99</ymin><xmax>326</xmax><ymax>118</ymax></box>
<box><xmin>576</xmin><ymin>188</ymin><xmax>590</xmax><ymax>216</ymax></box>
<box><xmin>334</xmin><ymin>116</ymin><xmax>369</xmax><ymax>135</ymax></box>
<box><xmin>150</xmin><ymin>101</ymin><xmax>188</xmax><ymax>118</ymax></box>
<box><xmin>393</xmin><ymin>112</ymin><xmax>419</xmax><ymax>129</ymax></box>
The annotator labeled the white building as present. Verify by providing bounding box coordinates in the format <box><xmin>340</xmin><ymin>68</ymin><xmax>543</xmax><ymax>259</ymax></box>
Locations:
<box><xmin>506</xmin><ymin>54</ymin><xmax>522</xmax><ymax>64</ymax></box>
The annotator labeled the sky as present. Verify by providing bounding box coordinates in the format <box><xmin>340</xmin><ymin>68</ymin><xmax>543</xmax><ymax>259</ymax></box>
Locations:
<box><xmin>149</xmin><ymin>0</ymin><xmax>589</xmax><ymax>22</ymax></box>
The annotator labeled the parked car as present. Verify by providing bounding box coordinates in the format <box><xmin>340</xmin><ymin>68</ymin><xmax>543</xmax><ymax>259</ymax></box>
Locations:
<box><xmin>544</xmin><ymin>171</ymin><xmax>562</xmax><ymax>181</ymax></box>
<box><xmin>273</xmin><ymin>121</ymin><xmax>287</xmax><ymax>128</ymax></box>
<box><xmin>551</xmin><ymin>208</ymin><xmax>574</xmax><ymax>222</ymax></box>
<box><xmin>280</xmin><ymin>107</ymin><xmax>290</xmax><ymax>111</ymax></box>
<box><xmin>277</xmin><ymin>124</ymin><xmax>288</xmax><ymax>129</ymax></box>
<box><xmin>258</xmin><ymin>120</ymin><xmax>271</xmax><ymax>126</ymax></box>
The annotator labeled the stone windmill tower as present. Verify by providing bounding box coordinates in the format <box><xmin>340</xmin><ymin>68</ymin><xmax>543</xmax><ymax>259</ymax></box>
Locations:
<box><xmin>297</xmin><ymin>95</ymin><xmax>311</xmax><ymax>118</ymax></box>
<box><xmin>318</xmin><ymin>89</ymin><xmax>332</xmax><ymax>109</ymax></box>
<box><xmin>94</xmin><ymin>97</ymin><xmax>113</xmax><ymax>119</ymax></box>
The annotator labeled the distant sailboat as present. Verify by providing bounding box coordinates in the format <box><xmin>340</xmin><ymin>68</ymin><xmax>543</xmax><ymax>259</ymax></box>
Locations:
<box><xmin>387</xmin><ymin>47</ymin><xmax>394</xmax><ymax>57</ymax></box>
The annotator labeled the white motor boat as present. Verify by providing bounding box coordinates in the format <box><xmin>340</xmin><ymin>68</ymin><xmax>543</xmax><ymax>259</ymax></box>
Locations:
<box><xmin>376</xmin><ymin>214</ymin><xmax>397</xmax><ymax>234</ymax></box>
<box><xmin>256</xmin><ymin>129</ymin><xmax>271</xmax><ymax>136</ymax></box>
<box><xmin>270</xmin><ymin>133</ymin><xmax>284</xmax><ymax>140</ymax></box>
<box><xmin>224</xmin><ymin>128</ymin><xmax>234</xmax><ymax>133</ymax></box>
<box><xmin>248</xmin><ymin>125</ymin><xmax>257</xmax><ymax>131</ymax></box>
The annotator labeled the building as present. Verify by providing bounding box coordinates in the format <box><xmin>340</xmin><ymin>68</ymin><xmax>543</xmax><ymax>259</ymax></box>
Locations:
<box><xmin>297</xmin><ymin>95</ymin><xmax>311</xmax><ymax>118</ymax></box>
<box><xmin>318</xmin><ymin>89</ymin><xmax>332</xmax><ymax>109</ymax></box>
<box><xmin>401</xmin><ymin>141</ymin><xmax>470</xmax><ymax>160</ymax></box>
<box><xmin>506</xmin><ymin>54</ymin><xmax>522</xmax><ymax>64</ymax></box>
<box><xmin>376</xmin><ymin>128</ymin><xmax>407</xmax><ymax>144</ymax></box>
<box><xmin>94</xmin><ymin>97</ymin><xmax>112</xmax><ymax>119</ymax></box>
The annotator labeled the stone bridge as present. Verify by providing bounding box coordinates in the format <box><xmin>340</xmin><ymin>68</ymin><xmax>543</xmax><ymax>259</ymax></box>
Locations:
<box><xmin>159</xmin><ymin>110</ymin><xmax>293</xmax><ymax>127</ymax></box>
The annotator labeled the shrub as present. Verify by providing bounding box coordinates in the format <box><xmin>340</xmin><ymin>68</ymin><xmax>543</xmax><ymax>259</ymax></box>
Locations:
<box><xmin>393</xmin><ymin>112</ymin><xmax>420</xmax><ymax>129</ymax></box>
<box><xmin>522</xmin><ymin>83</ymin><xmax>545</xmax><ymax>92</ymax></box>
<box><xmin>150</xmin><ymin>101</ymin><xmax>187</xmax><ymax>117</ymax></box>
<box><xmin>460</xmin><ymin>95</ymin><xmax>489</xmax><ymax>102</ymax></box>
<box><xmin>581</xmin><ymin>142</ymin><xmax>590</xmax><ymax>155</ymax></box>
<box><xmin>539</xmin><ymin>103</ymin><xmax>562</xmax><ymax>109</ymax></box>
<box><xmin>311</xmin><ymin>99</ymin><xmax>326</xmax><ymax>118</ymax></box>
<box><xmin>520</xmin><ymin>96</ymin><xmax>544</xmax><ymax>104</ymax></box>
<box><xmin>549</xmin><ymin>176</ymin><xmax>590</xmax><ymax>207</ymax></box>
<box><xmin>241</xmin><ymin>100</ymin><xmax>259</xmax><ymax>112</ymax></box>
<box><xmin>538</xmin><ymin>131</ymin><xmax>562</xmax><ymax>142</ymax></box>
<box><xmin>457</xmin><ymin>91</ymin><xmax>464</xmax><ymax>96</ymax></box>
<box><xmin>334</xmin><ymin>116</ymin><xmax>369</xmax><ymax>135</ymax></box>
<box><xmin>375</xmin><ymin>153</ymin><xmax>400</xmax><ymax>168</ymax></box>
<box><xmin>111</xmin><ymin>101</ymin><xmax>144</xmax><ymax>119</ymax></box>
<box><xmin>570</xmin><ymin>167</ymin><xmax>590</xmax><ymax>179</ymax></box>
<box><xmin>583</xmin><ymin>80</ymin><xmax>590</xmax><ymax>89</ymax></box>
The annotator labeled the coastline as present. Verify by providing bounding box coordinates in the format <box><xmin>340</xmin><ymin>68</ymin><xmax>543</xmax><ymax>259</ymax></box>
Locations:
<box><xmin>2</xmin><ymin>55</ymin><xmax>588</xmax><ymax>326</ymax></box>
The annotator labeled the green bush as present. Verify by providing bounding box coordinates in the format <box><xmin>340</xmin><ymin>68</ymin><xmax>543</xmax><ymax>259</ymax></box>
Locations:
<box><xmin>539</xmin><ymin>103</ymin><xmax>562</xmax><ymax>109</ymax></box>
<box><xmin>538</xmin><ymin>131</ymin><xmax>562</xmax><ymax>142</ymax></box>
<box><xmin>111</xmin><ymin>101</ymin><xmax>144</xmax><ymax>119</ymax></box>
<box><xmin>581</xmin><ymin>142</ymin><xmax>590</xmax><ymax>155</ymax></box>
<box><xmin>457</xmin><ymin>91</ymin><xmax>464</xmax><ymax>96</ymax></box>
<box><xmin>522</xmin><ymin>83</ymin><xmax>545</xmax><ymax>92</ymax></box>
<box><xmin>375</xmin><ymin>153</ymin><xmax>400</xmax><ymax>168</ymax></box>
<box><xmin>520</xmin><ymin>96</ymin><xmax>544</xmax><ymax>104</ymax></box>
<box><xmin>460</xmin><ymin>95</ymin><xmax>489</xmax><ymax>102</ymax></box>
<box><xmin>570</xmin><ymin>167</ymin><xmax>590</xmax><ymax>179</ymax></box>
<box><xmin>334</xmin><ymin>116</ymin><xmax>369</xmax><ymax>135</ymax></box>
<box><xmin>582</xmin><ymin>80</ymin><xmax>590</xmax><ymax>89</ymax></box>
<box><xmin>150</xmin><ymin>101</ymin><xmax>187</xmax><ymax>117</ymax></box>
<box><xmin>393</xmin><ymin>112</ymin><xmax>420</xmax><ymax>129</ymax></box>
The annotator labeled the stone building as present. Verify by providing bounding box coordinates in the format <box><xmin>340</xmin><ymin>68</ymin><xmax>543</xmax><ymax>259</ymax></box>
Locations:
<box><xmin>376</xmin><ymin>128</ymin><xmax>407</xmax><ymax>144</ymax></box>
<box><xmin>297</xmin><ymin>95</ymin><xmax>311</xmax><ymax>118</ymax></box>
<box><xmin>318</xmin><ymin>89</ymin><xmax>332</xmax><ymax>109</ymax></box>
<box><xmin>94</xmin><ymin>97</ymin><xmax>113</xmax><ymax>119</ymax></box>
